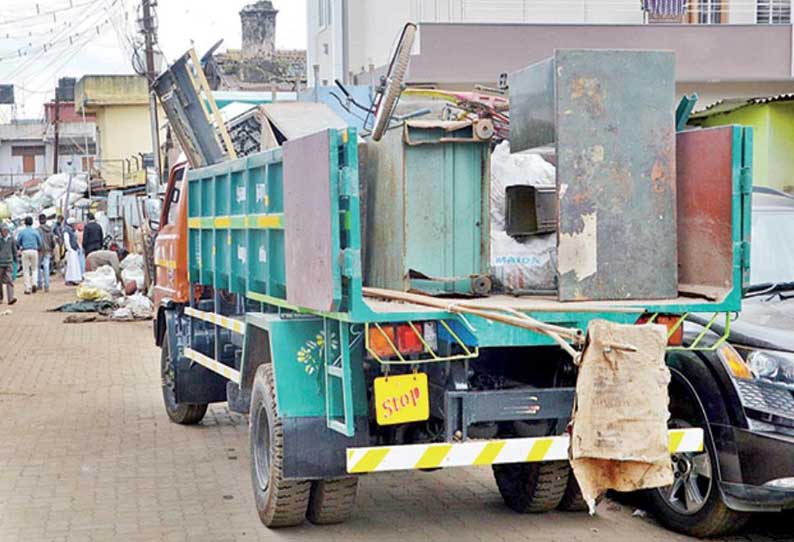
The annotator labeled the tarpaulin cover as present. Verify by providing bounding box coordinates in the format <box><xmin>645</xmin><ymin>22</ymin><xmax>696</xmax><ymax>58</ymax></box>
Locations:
<box><xmin>50</xmin><ymin>300</ymin><xmax>116</xmax><ymax>313</ymax></box>
<box><xmin>570</xmin><ymin>320</ymin><xmax>673</xmax><ymax>512</ymax></box>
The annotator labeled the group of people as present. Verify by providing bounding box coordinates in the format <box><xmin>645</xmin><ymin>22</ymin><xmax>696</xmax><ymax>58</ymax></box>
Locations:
<box><xmin>0</xmin><ymin>212</ymin><xmax>105</xmax><ymax>304</ymax></box>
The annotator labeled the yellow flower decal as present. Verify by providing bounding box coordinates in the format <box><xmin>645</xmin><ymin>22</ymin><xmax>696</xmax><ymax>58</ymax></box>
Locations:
<box><xmin>296</xmin><ymin>330</ymin><xmax>339</xmax><ymax>376</ymax></box>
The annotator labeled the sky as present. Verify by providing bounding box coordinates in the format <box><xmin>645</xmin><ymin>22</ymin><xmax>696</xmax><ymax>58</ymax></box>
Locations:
<box><xmin>0</xmin><ymin>0</ymin><xmax>307</xmax><ymax>120</ymax></box>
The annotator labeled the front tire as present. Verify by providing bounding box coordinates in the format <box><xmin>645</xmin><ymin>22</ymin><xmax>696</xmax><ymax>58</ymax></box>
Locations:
<box><xmin>493</xmin><ymin>461</ymin><xmax>569</xmax><ymax>513</ymax></box>
<box><xmin>645</xmin><ymin>405</ymin><xmax>749</xmax><ymax>537</ymax></box>
<box><xmin>249</xmin><ymin>364</ymin><xmax>311</xmax><ymax>528</ymax></box>
<box><xmin>161</xmin><ymin>340</ymin><xmax>207</xmax><ymax>425</ymax></box>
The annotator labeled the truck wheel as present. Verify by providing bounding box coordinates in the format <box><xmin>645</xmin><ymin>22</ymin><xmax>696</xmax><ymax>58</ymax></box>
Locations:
<box><xmin>557</xmin><ymin>470</ymin><xmax>589</xmax><ymax>512</ymax></box>
<box><xmin>306</xmin><ymin>477</ymin><xmax>359</xmax><ymax>525</ymax></box>
<box><xmin>161</xmin><ymin>340</ymin><xmax>207</xmax><ymax>425</ymax></box>
<box><xmin>249</xmin><ymin>364</ymin><xmax>311</xmax><ymax>527</ymax></box>
<box><xmin>493</xmin><ymin>461</ymin><xmax>569</xmax><ymax>513</ymax></box>
<box><xmin>645</xmin><ymin>416</ymin><xmax>750</xmax><ymax>538</ymax></box>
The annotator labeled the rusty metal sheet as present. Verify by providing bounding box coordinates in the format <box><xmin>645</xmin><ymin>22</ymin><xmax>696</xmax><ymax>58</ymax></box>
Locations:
<box><xmin>677</xmin><ymin>127</ymin><xmax>735</xmax><ymax>300</ymax></box>
<box><xmin>283</xmin><ymin>130</ymin><xmax>342</xmax><ymax>312</ymax></box>
<box><xmin>553</xmin><ymin>49</ymin><xmax>677</xmax><ymax>301</ymax></box>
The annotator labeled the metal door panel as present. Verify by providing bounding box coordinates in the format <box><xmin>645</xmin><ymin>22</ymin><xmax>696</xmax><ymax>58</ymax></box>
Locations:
<box><xmin>677</xmin><ymin>127</ymin><xmax>736</xmax><ymax>300</ymax></box>
<box><xmin>555</xmin><ymin>50</ymin><xmax>677</xmax><ymax>301</ymax></box>
<box><xmin>283</xmin><ymin>130</ymin><xmax>342</xmax><ymax>312</ymax></box>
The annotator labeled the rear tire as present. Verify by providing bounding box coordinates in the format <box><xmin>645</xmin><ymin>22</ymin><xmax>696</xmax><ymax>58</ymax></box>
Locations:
<box><xmin>493</xmin><ymin>461</ymin><xmax>569</xmax><ymax>513</ymax></box>
<box><xmin>557</xmin><ymin>470</ymin><xmax>589</xmax><ymax>512</ymax></box>
<box><xmin>161</xmin><ymin>340</ymin><xmax>207</xmax><ymax>425</ymax></box>
<box><xmin>249</xmin><ymin>364</ymin><xmax>311</xmax><ymax>528</ymax></box>
<box><xmin>306</xmin><ymin>477</ymin><xmax>359</xmax><ymax>525</ymax></box>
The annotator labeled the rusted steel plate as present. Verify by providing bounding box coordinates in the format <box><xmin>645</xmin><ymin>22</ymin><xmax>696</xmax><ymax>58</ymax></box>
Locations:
<box><xmin>677</xmin><ymin>127</ymin><xmax>735</xmax><ymax>300</ymax></box>
<box><xmin>554</xmin><ymin>49</ymin><xmax>677</xmax><ymax>301</ymax></box>
<box><xmin>283</xmin><ymin>130</ymin><xmax>341</xmax><ymax>312</ymax></box>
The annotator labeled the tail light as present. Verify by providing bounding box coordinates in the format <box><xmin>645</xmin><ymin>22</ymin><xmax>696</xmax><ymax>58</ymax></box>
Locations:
<box><xmin>636</xmin><ymin>314</ymin><xmax>684</xmax><ymax>346</ymax></box>
<box><xmin>367</xmin><ymin>322</ymin><xmax>439</xmax><ymax>359</ymax></box>
<box><xmin>368</xmin><ymin>325</ymin><xmax>397</xmax><ymax>359</ymax></box>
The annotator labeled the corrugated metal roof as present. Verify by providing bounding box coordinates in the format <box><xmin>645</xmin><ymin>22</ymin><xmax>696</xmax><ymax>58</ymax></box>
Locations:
<box><xmin>691</xmin><ymin>93</ymin><xmax>794</xmax><ymax>119</ymax></box>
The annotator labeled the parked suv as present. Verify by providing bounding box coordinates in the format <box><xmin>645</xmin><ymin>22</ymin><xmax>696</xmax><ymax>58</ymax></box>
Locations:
<box><xmin>645</xmin><ymin>188</ymin><xmax>794</xmax><ymax>537</ymax></box>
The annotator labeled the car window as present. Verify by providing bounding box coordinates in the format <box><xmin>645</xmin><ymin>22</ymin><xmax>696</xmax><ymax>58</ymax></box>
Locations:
<box><xmin>166</xmin><ymin>168</ymin><xmax>185</xmax><ymax>225</ymax></box>
<box><xmin>751</xmin><ymin>209</ymin><xmax>794</xmax><ymax>285</ymax></box>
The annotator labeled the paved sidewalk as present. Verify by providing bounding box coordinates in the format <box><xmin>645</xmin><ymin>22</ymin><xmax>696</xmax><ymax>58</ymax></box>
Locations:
<box><xmin>0</xmin><ymin>282</ymin><xmax>788</xmax><ymax>542</ymax></box>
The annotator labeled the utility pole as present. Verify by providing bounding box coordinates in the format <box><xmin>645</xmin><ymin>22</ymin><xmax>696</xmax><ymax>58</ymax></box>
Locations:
<box><xmin>140</xmin><ymin>0</ymin><xmax>162</xmax><ymax>196</ymax></box>
<box><xmin>52</xmin><ymin>87</ymin><xmax>60</xmax><ymax>175</ymax></box>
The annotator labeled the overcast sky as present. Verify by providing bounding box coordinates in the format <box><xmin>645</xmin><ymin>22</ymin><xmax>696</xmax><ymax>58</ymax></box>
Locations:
<box><xmin>0</xmin><ymin>0</ymin><xmax>306</xmax><ymax>119</ymax></box>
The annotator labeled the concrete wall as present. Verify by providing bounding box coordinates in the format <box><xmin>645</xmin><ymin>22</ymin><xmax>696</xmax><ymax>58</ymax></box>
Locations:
<box><xmin>308</xmin><ymin>0</ymin><xmax>646</xmax><ymax>86</ymax></box>
<box><xmin>75</xmin><ymin>75</ymin><xmax>148</xmax><ymax>109</ymax></box>
<box><xmin>412</xmin><ymin>0</ymin><xmax>642</xmax><ymax>23</ymax></box>
<box><xmin>404</xmin><ymin>23</ymin><xmax>793</xmax><ymax>85</ymax></box>
<box><xmin>767</xmin><ymin>102</ymin><xmax>794</xmax><ymax>192</ymax></box>
<box><xmin>94</xmin><ymin>104</ymin><xmax>152</xmax><ymax>186</ymax></box>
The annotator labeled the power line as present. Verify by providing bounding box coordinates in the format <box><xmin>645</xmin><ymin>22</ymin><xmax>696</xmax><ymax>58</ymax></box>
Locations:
<box><xmin>0</xmin><ymin>18</ymin><xmax>114</xmax><ymax>61</ymax></box>
<box><xmin>2</xmin><ymin>0</ymin><xmax>119</xmax><ymax>81</ymax></box>
<box><xmin>0</xmin><ymin>0</ymin><xmax>100</xmax><ymax>27</ymax></box>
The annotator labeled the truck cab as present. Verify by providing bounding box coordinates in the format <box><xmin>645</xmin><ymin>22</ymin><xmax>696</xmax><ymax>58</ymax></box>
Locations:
<box><xmin>153</xmin><ymin>163</ymin><xmax>189</xmax><ymax>314</ymax></box>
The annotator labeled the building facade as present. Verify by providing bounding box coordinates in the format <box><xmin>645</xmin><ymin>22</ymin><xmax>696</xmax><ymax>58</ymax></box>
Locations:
<box><xmin>306</xmin><ymin>0</ymin><xmax>793</xmax><ymax>106</ymax></box>
<box><xmin>75</xmin><ymin>75</ymin><xmax>152</xmax><ymax>187</ymax></box>
<box><xmin>0</xmin><ymin>99</ymin><xmax>96</xmax><ymax>188</ymax></box>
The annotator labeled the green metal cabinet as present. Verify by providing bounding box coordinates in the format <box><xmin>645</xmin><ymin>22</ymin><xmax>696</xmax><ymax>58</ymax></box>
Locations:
<box><xmin>364</xmin><ymin>121</ymin><xmax>491</xmax><ymax>295</ymax></box>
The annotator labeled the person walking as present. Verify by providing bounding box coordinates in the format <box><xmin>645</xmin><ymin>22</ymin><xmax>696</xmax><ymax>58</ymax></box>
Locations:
<box><xmin>52</xmin><ymin>215</ymin><xmax>64</xmax><ymax>273</ymax></box>
<box><xmin>37</xmin><ymin>214</ymin><xmax>55</xmax><ymax>292</ymax></box>
<box><xmin>16</xmin><ymin>216</ymin><xmax>41</xmax><ymax>295</ymax></box>
<box><xmin>63</xmin><ymin>218</ymin><xmax>82</xmax><ymax>286</ymax></box>
<box><xmin>82</xmin><ymin>212</ymin><xmax>103</xmax><ymax>257</ymax></box>
<box><xmin>0</xmin><ymin>223</ymin><xmax>17</xmax><ymax>305</ymax></box>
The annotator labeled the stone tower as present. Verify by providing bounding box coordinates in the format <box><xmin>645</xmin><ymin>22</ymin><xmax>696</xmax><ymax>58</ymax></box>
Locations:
<box><xmin>240</xmin><ymin>1</ymin><xmax>278</xmax><ymax>61</ymax></box>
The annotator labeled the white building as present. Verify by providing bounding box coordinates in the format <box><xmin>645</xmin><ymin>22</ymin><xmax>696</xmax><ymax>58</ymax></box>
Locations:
<box><xmin>307</xmin><ymin>0</ymin><xmax>794</xmax><ymax>105</ymax></box>
<box><xmin>0</xmin><ymin>116</ymin><xmax>96</xmax><ymax>188</ymax></box>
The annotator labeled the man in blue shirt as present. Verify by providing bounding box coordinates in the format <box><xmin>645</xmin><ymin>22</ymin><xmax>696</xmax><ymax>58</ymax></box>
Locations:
<box><xmin>16</xmin><ymin>216</ymin><xmax>42</xmax><ymax>294</ymax></box>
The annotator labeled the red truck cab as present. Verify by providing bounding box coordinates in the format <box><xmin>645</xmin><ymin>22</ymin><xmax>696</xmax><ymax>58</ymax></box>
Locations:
<box><xmin>153</xmin><ymin>163</ymin><xmax>190</xmax><ymax>310</ymax></box>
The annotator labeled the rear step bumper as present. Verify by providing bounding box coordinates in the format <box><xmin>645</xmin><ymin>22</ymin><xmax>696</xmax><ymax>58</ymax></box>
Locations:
<box><xmin>346</xmin><ymin>428</ymin><xmax>703</xmax><ymax>474</ymax></box>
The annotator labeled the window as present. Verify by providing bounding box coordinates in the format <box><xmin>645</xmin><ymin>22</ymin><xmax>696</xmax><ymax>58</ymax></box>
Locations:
<box><xmin>758</xmin><ymin>0</ymin><xmax>792</xmax><ymax>23</ymax></box>
<box><xmin>165</xmin><ymin>166</ymin><xmax>185</xmax><ymax>226</ymax></box>
<box><xmin>318</xmin><ymin>0</ymin><xmax>331</xmax><ymax>28</ymax></box>
<box><xmin>696</xmin><ymin>0</ymin><xmax>723</xmax><ymax>24</ymax></box>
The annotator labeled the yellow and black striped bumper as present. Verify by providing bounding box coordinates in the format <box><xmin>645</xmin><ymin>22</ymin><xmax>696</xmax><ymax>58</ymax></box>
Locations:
<box><xmin>346</xmin><ymin>428</ymin><xmax>703</xmax><ymax>474</ymax></box>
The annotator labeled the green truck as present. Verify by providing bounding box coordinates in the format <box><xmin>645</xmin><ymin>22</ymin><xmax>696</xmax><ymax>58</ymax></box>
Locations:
<box><xmin>152</xmin><ymin>49</ymin><xmax>753</xmax><ymax>536</ymax></box>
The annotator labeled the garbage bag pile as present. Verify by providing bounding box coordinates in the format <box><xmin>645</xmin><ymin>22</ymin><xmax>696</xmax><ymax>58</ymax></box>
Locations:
<box><xmin>120</xmin><ymin>254</ymin><xmax>145</xmax><ymax>291</ymax></box>
<box><xmin>0</xmin><ymin>172</ymin><xmax>89</xmax><ymax>219</ymax></box>
<box><xmin>67</xmin><ymin>263</ymin><xmax>153</xmax><ymax>321</ymax></box>
<box><xmin>489</xmin><ymin>141</ymin><xmax>557</xmax><ymax>292</ymax></box>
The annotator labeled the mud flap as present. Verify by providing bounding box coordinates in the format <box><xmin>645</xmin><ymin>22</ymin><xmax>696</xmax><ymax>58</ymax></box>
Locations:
<box><xmin>164</xmin><ymin>309</ymin><xmax>228</xmax><ymax>405</ymax></box>
<box><xmin>281</xmin><ymin>416</ymin><xmax>370</xmax><ymax>479</ymax></box>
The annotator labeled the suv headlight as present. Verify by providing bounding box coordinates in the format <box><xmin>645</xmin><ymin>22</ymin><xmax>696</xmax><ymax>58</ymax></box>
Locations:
<box><xmin>744</xmin><ymin>350</ymin><xmax>794</xmax><ymax>384</ymax></box>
